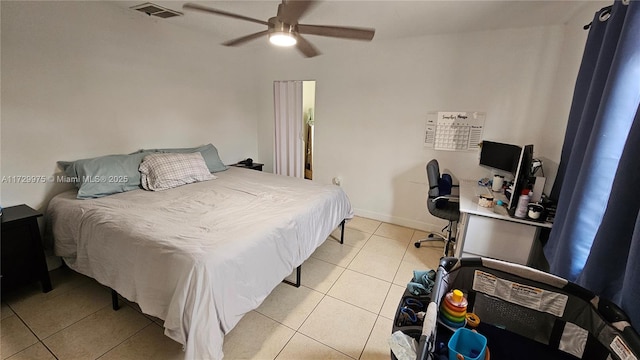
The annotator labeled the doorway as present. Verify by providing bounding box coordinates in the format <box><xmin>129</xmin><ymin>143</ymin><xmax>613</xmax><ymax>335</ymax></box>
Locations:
<box><xmin>303</xmin><ymin>81</ymin><xmax>316</xmax><ymax>179</ymax></box>
<box><xmin>273</xmin><ymin>80</ymin><xmax>316</xmax><ymax>179</ymax></box>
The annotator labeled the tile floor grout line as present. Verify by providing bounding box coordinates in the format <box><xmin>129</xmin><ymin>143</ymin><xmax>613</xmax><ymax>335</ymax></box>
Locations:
<box><xmin>310</xmin><ymin>242</ymin><xmax>361</xmax><ymax>268</ymax></box>
<box><xmin>338</xmin><ymin>234</ymin><xmax>369</xmax><ymax>274</ymax></box>
<box><xmin>343</xmin><ymin>261</ymin><xmax>400</xmax><ymax>284</ymax></box>
<box><xmin>271</xmin><ymin>330</ymin><xmax>295</xmax><ymax>360</ymax></box>
<box><xmin>2</xmin><ymin>311</ymin><xmax>40</xmax><ymax>358</ymax></box>
<box><xmin>390</xmin><ymin>235</ymin><xmax>415</xmax><ymax>287</ymax></box>
<box><xmin>380</xmin><ymin>279</ymin><xmax>397</xmax><ymax>316</ymax></box>
<box><xmin>310</xmin><ymin>242</ymin><xmax>367</xmax><ymax>281</ymax></box>
<box><xmin>287</xmin><ymin>331</ymin><xmax>358</xmax><ymax>360</ymax></box>
<box><xmin>265</xmin><ymin>288</ymin><xmax>333</xmax><ymax>360</ymax></box>
<box><xmin>7</xmin><ymin>303</ymin><xmax>44</xmax><ymax>341</ymax></box>
<box><xmin>344</xmin><ymin>220</ymin><xmax>380</xmax><ymax>236</ymax></box>
<box><xmin>252</xmin><ymin>288</ymin><xmax>319</xmax><ymax>333</ymax></box>
<box><xmin>94</xmin><ymin>321</ymin><xmax>156</xmax><ymax>360</ymax></box>
<box><xmin>6</xmin><ymin>280</ymin><xmax>113</xmax><ymax>339</ymax></box>
<box><xmin>3</xmin><ymin>273</ymin><xmax>109</xmax><ymax>359</ymax></box>
<box><xmin>371</xmin><ymin>222</ymin><xmax>383</xmax><ymax>234</ymax></box>
<box><xmin>308</xmin><ymin>253</ymin><xmax>347</xmax><ymax>268</ymax></box>
<box><xmin>357</xmin><ymin>314</ymin><xmax>383</xmax><ymax>360</ymax></box>
<box><xmin>301</xmin><ymin>331</ymin><xmax>359</xmax><ymax>360</ymax></box>
<box><xmin>331</xmin><ymin>267</ymin><xmax>393</xmax><ymax>306</ymax></box>
<box><xmin>39</xmin><ymin>339</ymin><xmax>61</xmax><ymax>360</ymax></box>
<box><xmin>322</xmin><ymin>293</ymin><xmax>382</xmax><ymax>318</ymax></box>
<box><xmin>324</xmin><ymin>258</ymin><xmax>358</xmax><ymax>295</ymax></box>
<box><xmin>3</xmin><ymin>306</ymin><xmax>56</xmax><ymax>359</ymax></box>
<box><xmin>294</xmin><ymin>283</ymin><xmax>330</xmax><ymax>331</ymax></box>
<box><xmin>38</xmin><ymin>303</ymin><xmax>112</xmax><ymax>346</ymax></box>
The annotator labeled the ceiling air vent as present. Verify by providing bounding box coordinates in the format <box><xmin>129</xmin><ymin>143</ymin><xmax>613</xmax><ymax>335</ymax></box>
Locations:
<box><xmin>130</xmin><ymin>2</ymin><xmax>182</xmax><ymax>19</ymax></box>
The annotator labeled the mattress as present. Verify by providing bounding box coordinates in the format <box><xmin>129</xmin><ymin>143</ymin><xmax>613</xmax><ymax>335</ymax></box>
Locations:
<box><xmin>47</xmin><ymin>167</ymin><xmax>353</xmax><ymax>359</ymax></box>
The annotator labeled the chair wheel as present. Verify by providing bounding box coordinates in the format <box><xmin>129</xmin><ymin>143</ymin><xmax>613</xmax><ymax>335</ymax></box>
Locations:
<box><xmin>414</xmin><ymin>242</ymin><xmax>421</xmax><ymax>248</ymax></box>
<box><xmin>428</xmin><ymin>234</ymin><xmax>435</xmax><ymax>238</ymax></box>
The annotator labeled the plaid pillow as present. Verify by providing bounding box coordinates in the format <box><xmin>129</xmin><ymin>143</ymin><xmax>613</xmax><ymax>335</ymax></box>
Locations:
<box><xmin>139</xmin><ymin>152</ymin><xmax>216</xmax><ymax>191</ymax></box>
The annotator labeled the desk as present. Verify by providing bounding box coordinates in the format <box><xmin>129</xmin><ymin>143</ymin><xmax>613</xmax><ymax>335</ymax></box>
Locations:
<box><xmin>455</xmin><ymin>180</ymin><xmax>552</xmax><ymax>265</ymax></box>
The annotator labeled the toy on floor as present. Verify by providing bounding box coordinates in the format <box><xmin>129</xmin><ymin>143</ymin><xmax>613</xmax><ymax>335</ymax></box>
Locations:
<box><xmin>440</xmin><ymin>289</ymin><xmax>468</xmax><ymax>329</ymax></box>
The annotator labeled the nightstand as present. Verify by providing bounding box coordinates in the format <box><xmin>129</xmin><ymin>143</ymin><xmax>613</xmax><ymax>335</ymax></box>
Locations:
<box><xmin>230</xmin><ymin>162</ymin><xmax>264</xmax><ymax>171</ymax></box>
<box><xmin>1</xmin><ymin>204</ymin><xmax>52</xmax><ymax>293</ymax></box>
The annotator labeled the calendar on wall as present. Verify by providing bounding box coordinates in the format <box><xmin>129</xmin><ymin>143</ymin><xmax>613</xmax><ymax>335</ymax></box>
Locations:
<box><xmin>424</xmin><ymin>111</ymin><xmax>486</xmax><ymax>151</ymax></box>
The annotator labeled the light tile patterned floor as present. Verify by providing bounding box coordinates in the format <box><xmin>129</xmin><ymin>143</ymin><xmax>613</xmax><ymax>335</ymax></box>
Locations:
<box><xmin>0</xmin><ymin>216</ymin><xmax>443</xmax><ymax>360</ymax></box>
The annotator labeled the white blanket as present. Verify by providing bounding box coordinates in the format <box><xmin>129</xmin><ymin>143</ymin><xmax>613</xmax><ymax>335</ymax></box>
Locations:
<box><xmin>48</xmin><ymin>167</ymin><xmax>353</xmax><ymax>359</ymax></box>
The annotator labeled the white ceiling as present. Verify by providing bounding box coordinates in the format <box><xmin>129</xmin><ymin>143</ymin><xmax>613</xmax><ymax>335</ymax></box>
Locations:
<box><xmin>116</xmin><ymin>1</ymin><xmax>602</xmax><ymax>43</ymax></box>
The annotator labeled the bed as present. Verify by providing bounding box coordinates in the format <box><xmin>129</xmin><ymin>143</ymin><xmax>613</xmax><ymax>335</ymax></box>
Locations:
<box><xmin>47</xmin><ymin>166</ymin><xmax>353</xmax><ymax>359</ymax></box>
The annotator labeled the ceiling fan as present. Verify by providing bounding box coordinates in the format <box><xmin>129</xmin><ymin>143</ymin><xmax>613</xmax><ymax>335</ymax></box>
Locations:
<box><xmin>182</xmin><ymin>1</ymin><xmax>375</xmax><ymax>58</ymax></box>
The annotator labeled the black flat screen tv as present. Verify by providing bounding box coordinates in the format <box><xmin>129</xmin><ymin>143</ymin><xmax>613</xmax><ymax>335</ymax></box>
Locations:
<box><xmin>479</xmin><ymin>141</ymin><xmax>522</xmax><ymax>174</ymax></box>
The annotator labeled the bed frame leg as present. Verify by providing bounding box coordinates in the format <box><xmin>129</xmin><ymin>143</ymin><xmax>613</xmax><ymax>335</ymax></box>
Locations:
<box><xmin>282</xmin><ymin>265</ymin><xmax>301</xmax><ymax>288</ymax></box>
<box><xmin>282</xmin><ymin>219</ymin><xmax>344</xmax><ymax>289</ymax></box>
<box><xmin>111</xmin><ymin>289</ymin><xmax>120</xmax><ymax>310</ymax></box>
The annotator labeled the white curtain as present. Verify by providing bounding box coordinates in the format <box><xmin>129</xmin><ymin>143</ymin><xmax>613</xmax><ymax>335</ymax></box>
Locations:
<box><xmin>273</xmin><ymin>81</ymin><xmax>304</xmax><ymax>178</ymax></box>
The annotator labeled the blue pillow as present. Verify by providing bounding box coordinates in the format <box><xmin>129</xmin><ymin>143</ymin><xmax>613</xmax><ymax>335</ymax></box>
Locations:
<box><xmin>58</xmin><ymin>152</ymin><xmax>149</xmax><ymax>199</ymax></box>
<box><xmin>133</xmin><ymin>144</ymin><xmax>228</xmax><ymax>173</ymax></box>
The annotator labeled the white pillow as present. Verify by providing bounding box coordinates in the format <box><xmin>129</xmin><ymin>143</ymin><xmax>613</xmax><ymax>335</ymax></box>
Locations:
<box><xmin>139</xmin><ymin>152</ymin><xmax>216</xmax><ymax>191</ymax></box>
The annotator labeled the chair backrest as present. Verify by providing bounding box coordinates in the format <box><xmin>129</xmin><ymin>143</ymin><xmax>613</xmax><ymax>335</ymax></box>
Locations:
<box><xmin>426</xmin><ymin>159</ymin><xmax>441</xmax><ymax>213</ymax></box>
<box><xmin>426</xmin><ymin>159</ymin><xmax>460</xmax><ymax>222</ymax></box>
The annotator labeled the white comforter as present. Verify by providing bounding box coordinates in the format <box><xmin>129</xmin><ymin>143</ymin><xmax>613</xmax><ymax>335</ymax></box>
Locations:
<box><xmin>48</xmin><ymin>167</ymin><xmax>353</xmax><ymax>359</ymax></box>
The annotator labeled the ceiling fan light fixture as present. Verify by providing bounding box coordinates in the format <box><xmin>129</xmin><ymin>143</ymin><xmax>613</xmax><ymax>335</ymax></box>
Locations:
<box><xmin>268</xmin><ymin>18</ymin><xmax>297</xmax><ymax>47</ymax></box>
<box><xmin>269</xmin><ymin>32</ymin><xmax>297</xmax><ymax>46</ymax></box>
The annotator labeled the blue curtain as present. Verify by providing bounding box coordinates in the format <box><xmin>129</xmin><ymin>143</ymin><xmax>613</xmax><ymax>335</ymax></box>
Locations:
<box><xmin>544</xmin><ymin>0</ymin><xmax>640</xmax><ymax>328</ymax></box>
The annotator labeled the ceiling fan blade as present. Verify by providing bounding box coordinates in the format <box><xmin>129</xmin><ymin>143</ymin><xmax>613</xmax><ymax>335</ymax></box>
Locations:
<box><xmin>278</xmin><ymin>1</ymin><xmax>317</xmax><ymax>24</ymax></box>
<box><xmin>297</xmin><ymin>24</ymin><xmax>375</xmax><ymax>41</ymax></box>
<box><xmin>223</xmin><ymin>30</ymin><xmax>269</xmax><ymax>47</ymax></box>
<box><xmin>295</xmin><ymin>34</ymin><xmax>321</xmax><ymax>58</ymax></box>
<box><xmin>183</xmin><ymin>3</ymin><xmax>269</xmax><ymax>26</ymax></box>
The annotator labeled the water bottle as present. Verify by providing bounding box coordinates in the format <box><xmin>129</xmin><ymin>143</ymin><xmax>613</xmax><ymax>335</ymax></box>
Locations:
<box><xmin>514</xmin><ymin>189</ymin><xmax>531</xmax><ymax>218</ymax></box>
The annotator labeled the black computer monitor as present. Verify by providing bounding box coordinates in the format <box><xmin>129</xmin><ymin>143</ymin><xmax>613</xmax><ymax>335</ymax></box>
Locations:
<box><xmin>479</xmin><ymin>141</ymin><xmax>522</xmax><ymax>174</ymax></box>
<box><xmin>508</xmin><ymin>144</ymin><xmax>534</xmax><ymax>212</ymax></box>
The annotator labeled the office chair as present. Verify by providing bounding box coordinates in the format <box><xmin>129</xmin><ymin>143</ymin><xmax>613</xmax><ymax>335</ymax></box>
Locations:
<box><xmin>414</xmin><ymin>159</ymin><xmax>460</xmax><ymax>257</ymax></box>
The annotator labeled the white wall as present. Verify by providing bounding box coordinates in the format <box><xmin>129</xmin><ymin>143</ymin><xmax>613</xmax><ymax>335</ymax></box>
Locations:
<box><xmin>255</xmin><ymin>21</ymin><xmax>595</xmax><ymax>231</ymax></box>
<box><xmin>1</xmin><ymin>1</ymin><xmax>606</xmax><ymax>234</ymax></box>
<box><xmin>1</xmin><ymin>1</ymin><xmax>260</xmax><ymax>210</ymax></box>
